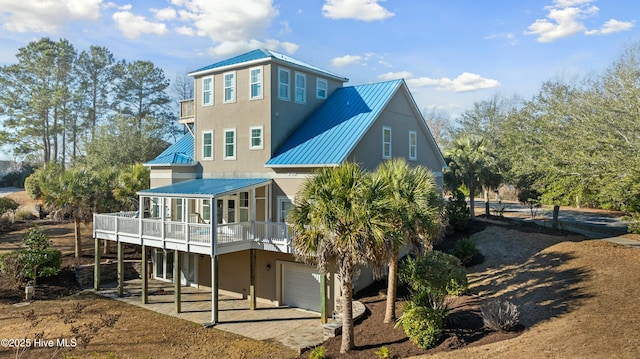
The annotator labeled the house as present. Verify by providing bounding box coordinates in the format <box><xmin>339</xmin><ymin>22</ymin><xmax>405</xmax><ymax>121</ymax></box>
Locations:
<box><xmin>93</xmin><ymin>49</ymin><xmax>446</xmax><ymax>324</ymax></box>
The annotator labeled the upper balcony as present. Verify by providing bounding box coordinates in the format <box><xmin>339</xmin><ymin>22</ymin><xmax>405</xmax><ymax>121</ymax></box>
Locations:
<box><xmin>179</xmin><ymin>99</ymin><xmax>194</xmax><ymax>124</ymax></box>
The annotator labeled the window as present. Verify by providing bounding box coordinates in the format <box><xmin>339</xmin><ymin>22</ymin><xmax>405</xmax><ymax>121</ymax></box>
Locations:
<box><xmin>173</xmin><ymin>198</ymin><xmax>183</xmax><ymax>221</ymax></box>
<box><xmin>295</xmin><ymin>72</ymin><xmax>306</xmax><ymax>103</ymax></box>
<box><xmin>223</xmin><ymin>71</ymin><xmax>235</xmax><ymax>103</ymax></box>
<box><xmin>250</xmin><ymin>126</ymin><xmax>263</xmax><ymax>150</ymax></box>
<box><xmin>278</xmin><ymin>67</ymin><xmax>290</xmax><ymax>100</ymax></box>
<box><xmin>249</xmin><ymin>67</ymin><xmax>262</xmax><ymax>99</ymax></box>
<box><xmin>202</xmin><ymin>131</ymin><xmax>213</xmax><ymax>160</ymax></box>
<box><xmin>409</xmin><ymin>131</ymin><xmax>417</xmax><ymax>160</ymax></box>
<box><xmin>382</xmin><ymin>126</ymin><xmax>392</xmax><ymax>159</ymax></box>
<box><xmin>202</xmin><ymin>199</ymin><xmax>211</xmax><ymax>223</ymax></box>
<box><xmin>202</xmin><ymin>76</ymin><xmax>213</xmax><ymax>106</ymax></box>
<box><xmin>224</xmin><ymin>129</ymin><xmax>236</xmax><ymax>160</ymax></box>
<box><xmin>316</xmin><ymin>78</ymin><xmax>328</xmax><ymax>99</ymax></box>
<box><xmin>277</xmin><ymin>196</ymin><xmax>293</xmax><ymax>223</ymax></box>
<box><xmin>239</xmin><ymin>192</ymin><xmax>249</xmax><ymax>222</ymax></box>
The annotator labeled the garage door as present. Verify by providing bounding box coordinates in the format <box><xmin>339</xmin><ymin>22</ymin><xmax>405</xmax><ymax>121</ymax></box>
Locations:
<box><xmin>282</xmin><ymin>262</ymin><xmax>321</xmax><ymax>312</ymax></box>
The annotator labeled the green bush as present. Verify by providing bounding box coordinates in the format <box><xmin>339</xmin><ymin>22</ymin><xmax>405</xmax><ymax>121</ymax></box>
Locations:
<box><xmin>445</xmin><ymin>189</ymin><xmax>469</xmax><ymax>232</ymax></box>
<box><xmin>375</xmin><ymin>345</ymin><xmax>392</xmax><ymax>359</ymax></box>
<box><xmin>395</xmin><ymin>302</ymin><xmax>446</xmax><ymax>349</ymax></box>
<box><xmin>451</xmin><ymin>237</ymin><xmax>479</xmax><ymax>267</ymax></box>
<box><xmin>308</xmin><ymin>346</ymin><xmax>325</xmax><ymax>359</ymax></box>
<box><xmin>399</xmin><ymin>250</ymin><xmax>468</xmax><ymax>297</ymax></box>
<box><xmin>0</xmin><ymin>197</ymin><xmax>19</xmax><ymax>216</ymax></box>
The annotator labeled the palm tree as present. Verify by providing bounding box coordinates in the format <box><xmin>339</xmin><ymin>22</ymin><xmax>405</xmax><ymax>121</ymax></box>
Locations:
<box><xmin>288</xmin><ymin>163</ymin><xmax>389</xmax><ymax>353</ymax></box>
<box><xmin>374</xmin><ymin>158</ymin><xmax>443</xmax><ymax>323</ymax></box>
<box><xmin>444</xmin><ymin>135</ymin><xmax>493</xmax><ymax>221</ymax></box>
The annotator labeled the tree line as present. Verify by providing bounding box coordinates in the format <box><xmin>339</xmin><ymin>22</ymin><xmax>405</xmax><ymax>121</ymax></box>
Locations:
<box><xmin>0</xmin><ymin>37</ymin><xmax>192</xmax><ymax>167</ymax></box>
<box><xmin>433</xmin><ymin>41</ymin><xmax>640</xmax><ymax>230</ymax></box>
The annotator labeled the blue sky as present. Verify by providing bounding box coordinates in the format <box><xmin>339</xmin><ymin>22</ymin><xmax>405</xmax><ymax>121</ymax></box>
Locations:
<box><xmin>0</xmin><ymin>0</ymin><xmax>638</xmax><ymax>118</ymax></box>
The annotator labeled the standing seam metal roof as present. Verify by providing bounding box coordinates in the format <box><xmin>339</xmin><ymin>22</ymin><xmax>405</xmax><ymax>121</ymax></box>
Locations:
<box><xmin>144</xmin><ymin>133</ymin><xmax>195</xmax><ymax>166</ymax></box>
<box><xmin>266</xmin><ymin>79</ymin><xmax>403</xmax><ymax>166</ymax></box>
<box><xmin>138</xmin><ymin>178</ymin><xmax>270</xmax><ymax>197</ymax></box>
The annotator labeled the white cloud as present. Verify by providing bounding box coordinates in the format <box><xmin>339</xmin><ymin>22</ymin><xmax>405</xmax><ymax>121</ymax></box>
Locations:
<box><xmin>484</xmin><ymin>32</ymin><xmax>517</xmax><ymax>45</ymax></box>
<box><xmin>407</xmin><ymin>72</ymin><xmax>500</xmax><ymax>93</ymax></box>
<box><xmin>322</xmin><ymin>0</ymin><xmax>394</xmax><ymax>21</ymax></box>
<box><xmin>526</xmin><ymin>0</ymin><xmax>634</xmax><ymax>42</ymax></box>
<box><xmin>332</xmin><ymin>54</ymin><xmax>363</xmax><ymax>67</ymax></box>
<box><xmin>118</xmin><ymin>4</ymin><xmax>132</xmax><ymax>11</ymax></box>
<box><xmin>0</xmin><ymin>0</ymin><xmax>101</xmax><ymax>33</ymax></box>
<box><xmin>112</xmin><ymin>11</ymin><xmax>168</xmax><ymax>39</ymax></box>
<box><xmin>378</xmin><ymin>71</ymin><xmax>412</xmax><ymax>80</ymax></box>
<box><xmin>175</xmin><ymin>25</ymin><xmax>196</xmax><ymax>36</ymax></box>
<box><xmin>151</xmin><ymin>7</ymin><xmax>177</xmax><ymax>21</ymax></box>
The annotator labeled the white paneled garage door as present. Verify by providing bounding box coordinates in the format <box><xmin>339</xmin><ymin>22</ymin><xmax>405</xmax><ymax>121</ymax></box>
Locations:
<box><xmin>282</xmin><ymin>262</ymin><xmax>321</xmax><ymax>312</ymax></box>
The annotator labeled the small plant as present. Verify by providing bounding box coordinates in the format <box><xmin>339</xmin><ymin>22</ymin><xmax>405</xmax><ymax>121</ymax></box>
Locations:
<box><xmin>491</xmin><ymin>200</ymin><xmax>506</xmax><ymax>217</ymax></box>
<box><xmin>375</xmin><ymin>345</ymin><xmax>392</xmax><ymax>359</ymax></box>
<box><xmin>15</xmin><ymin>209</ymin><xmax>36</xmax><ymax>221</ymax></box>
<box><xmin>480</xmin><ymin>299</ymin><xmax>520</xmax><ymax>332</ymax></box>
<box><xmin>395</xmin><ymin>302</ymin><xmax>446</xmax><ymax>349</ymax></box>
<box><xmin>399</xmin><ymin>251</ymin><xmax>468</xmax><ymax>297</ymax></box>
<box><xmin>0</xmin><ymin>197</ymin><xmax>19</xmax><ymax>222</ymax></box>
<box><xmin>308</xmin><ymin>345</ymin><xmax>325</xmax><ymax>359</ymax></box>
<box><xmin>518</xmin><ymin>188</ymin><xmax>542</xmax><ymax>218</ymax></box>
<box><xmin>451</xmin><ymin>237</ymin><xmax>479</xmax><ymax>267</ymax></box>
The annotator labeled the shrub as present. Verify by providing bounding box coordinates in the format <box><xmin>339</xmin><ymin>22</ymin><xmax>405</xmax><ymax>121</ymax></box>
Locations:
<box><xmin>445</xmin><ymin>189</ymin><xmax>469</xmax><ymax>232</ymax></box>
<box><xmin>451</xmin><ymin>237</ymin><xmax>479</xmax><ymax>267</ymax></box>
<box><xmin>480</xmin><ymin>299</ymin><xmax>520</xmax><ymax>332</ymax></box>
<box><xmin>395</xmin><ymin>301</ymin><xmax>446</xmax><ymax>349</ymax></box>
<box><xmin>518</xmin><ymin>188</ymin><xmax>542</xmax><ymax>218</ymax></box>
<box><xmin>0</xmin><ymin>197</ymin><xmax>19</xmax><ymax>216</ymax></box>
<box><xmin>308</xmin><ymin>346</ymin><xmax>325</xmax><ymax>359</ymax></box>
<box><xmin>399</xmin><ymin>250</ymin><xmax>468</xmax><ymax>297</ymax></box>
<box><xmin>0</xmin><ymin>251</ymin><xmax>28</xmax><ymax>289</ymax></box>
<box><xmin>374</xmin><ymin>345</ymin><xmax>392</xmax><ymax>359</ymax></box>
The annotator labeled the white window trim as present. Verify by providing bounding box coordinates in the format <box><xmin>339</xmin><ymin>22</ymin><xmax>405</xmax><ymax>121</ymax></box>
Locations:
<box><xmin>278</xmin><ymin>67</ymin><xmax>290</xmax><ymax>101</ymax></box>
<box><xmin>277</xmin><ymin>196</ymin><xmax>294</xmax><ymax>223</ymax></box>
<box><xmin>202</xmin><ymin>76</ymin><xmax>213</xmax><ymax>106</ymax></box>
<box><xmin>409</xmin><ymin>130</ymin><xmax>417</xmax><ymax>161</ymax></box>
<box><xmin>202</xmin><ymin>130</ymin><xmax>213</xmax><ymax>160</ymax></box>
<box><xmin>224</xmin><ymin>128</ymin><xmax>236</xmax><ymax>160</ymax></box>
<box><xmin>295</xmin><ymin>72</ymin><xmax>306</xmax><ymax>104</ymax></box>
<box><xmin>249</xmin><ymin>66</ymin><xmax>263</xmax><ymax>100</ymax></box>
<box><xmin>223</xmin><ymin>71</ymin><xmax>236</xmax><ymax>103</ymax></box>
<box><xmin>316</xmin><ymin>78</ymin><xmax>328</xmax><ymax>99</ymax></box>
<box><xmin>249</xmin><ymin>125</ymin><xmax>264</xmax><ymax>150</ymax></box>
<box><xmin>382</xmin><ymin>126</ymin><xmax>392</xmax><ymax>159</ymax></box>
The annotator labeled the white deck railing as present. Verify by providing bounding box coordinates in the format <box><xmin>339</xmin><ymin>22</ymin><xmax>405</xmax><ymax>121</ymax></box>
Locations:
<box><xmin>93</xmin><ymin>213</ymin><xmax>291</xmax><ymax>253</ymax></box>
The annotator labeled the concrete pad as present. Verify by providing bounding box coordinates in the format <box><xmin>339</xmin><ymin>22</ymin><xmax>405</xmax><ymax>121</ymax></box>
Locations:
<box><xmin>96</xmin><ymin>279</ymin><xmax>325</xmax><ymax>352</ymax></box>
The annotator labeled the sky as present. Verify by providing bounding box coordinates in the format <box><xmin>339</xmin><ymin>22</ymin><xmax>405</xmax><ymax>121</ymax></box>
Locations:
<box><xmin>0</xmin><ymin>0</ymin><xmax>638</xmax><ymax>122</ymax></box>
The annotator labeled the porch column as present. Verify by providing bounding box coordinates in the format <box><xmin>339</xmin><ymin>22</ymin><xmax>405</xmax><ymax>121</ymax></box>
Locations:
<box><xmin>94</xmin><ymin>237</ymin><xmax>101</xmax><ymax>291</ymax></box>
<box><xmin>175</xmin><ymin>250</ymin><xmax>181</xmax><ymax>313</ymax></box>
<box><xmin>249</xmin><ymin>248</ymin><xmax>256</xmax><ymax>310</ymax></box>
<box><xmin>211</xmin><ymin>254</ymin><xmax>219</xmax><ymax>323</ymax></box>
<box><xmin>320</xmin><ymin>273</ymin><xmax>327</xmax><ymax>323</ymax></box>
<box><xmin>117</xmin><ymin>241</ymin><xmax>124</xmax><ymax>297</ymax></box>
<box><xmin>141</xmin><ymin>245</ymin><xmax>148</xmax><ymax>304</ymax></box>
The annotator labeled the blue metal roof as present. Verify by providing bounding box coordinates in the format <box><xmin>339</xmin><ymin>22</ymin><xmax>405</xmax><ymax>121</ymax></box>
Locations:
<box><xmin>266</xmin><ymin>79</ymin><xmax>403</xmax><ymax>167</ymax></box>
<box><xmin>144</xmin><ymin>134</ymin><xmax>195</xmax><ymax>166</ymax></box>
<box><xmin>139</xmin><ymin>178</ymin><xmax>270</xmax><ymax>197</ymax></box>
<box><xmin>190</xmin><ymin>49</ymin><xmax>347</xmax><ymax>81</ymax></box>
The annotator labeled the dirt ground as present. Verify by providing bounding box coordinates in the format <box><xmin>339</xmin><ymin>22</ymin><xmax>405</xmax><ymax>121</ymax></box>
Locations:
<box><xmin>2</xmin><ymin>191</ymin><xmax>640</xmax><ymax>358</ymax></box>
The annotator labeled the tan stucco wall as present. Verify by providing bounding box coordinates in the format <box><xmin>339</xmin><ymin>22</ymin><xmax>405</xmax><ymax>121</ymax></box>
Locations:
<box><xmin>149</xmin><ymin>166</ymin><xmax>198</xmax><ymax>188</ymax></box>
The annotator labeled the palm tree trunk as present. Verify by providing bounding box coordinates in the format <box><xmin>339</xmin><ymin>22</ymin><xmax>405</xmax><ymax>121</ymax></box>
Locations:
<box><xmin>74</xmin><ymin>216</ymin><xmax>82</xmax><ymax>258</ymax></box>
<box><xmin>384</xmin><ymin>250</ymin><xmax>399</xmax><ymax>323</ymax></box>
<box><xmin>469</xmin><ymin>183</ymin><xmax>476</xmax><ymax>221</ymax></box>
<box><xmin>340</xmin><ymin>260</ymin><xmax>355</xmax><ymax>354</ymax></box>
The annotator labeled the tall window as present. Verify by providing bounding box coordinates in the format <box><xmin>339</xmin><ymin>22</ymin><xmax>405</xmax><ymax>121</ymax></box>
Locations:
<box><xmin>202</xmin><ymin>131</ymin><xmax>213</xmax><ymax>160</ymax></box>
<box><xmin>239</xmin><ymin>192</ymin><xmax>249</xmax><ymax>222</ymax></box>
<box><xmin>295</xmin><ymin>72</ymin><xmax>306</xmax><ymax>104</ymax></box>
<box><xmin>382</xmin><ymin>126</ymin><xmax>392</xmax><ymax>159</ymax></box>
<box><xmin>316</xmin><ymin>78</ymin><xmax>328</xmax><ymax>99</ymax></box>
<box><xmin>223</xmin><ymin>71</ymin><xmax>235</xmax><ymax>103</ymax></box>
<box><xmin>278</xmin><ymin>68</ymin><xmax>290</xmax><ymax>100</ymax></box>
<box><xmin>202</xmin><ymin>199</ymin><xmax>211</xmax><ymax>223</ymax></box>
<box><xmin>173</xmin><ymin>198</ymin><xmax>183</xmax><ymax>221</ymax></box>
<box><xmin>202</xmin><ymin>76</ymin><xmax>213</xmax><ymax>106</ymax></box>
<box><xmin>250</xmin><ymin>67</ymin><xmax>262</xmax><ymax>99</ymax></box>
<box><xmin>224</xmin><ymin>129</ymin><xmax>236</xmax><ymax>160</ymax></box>
<box><xmin>250</xmin><ymin>126</ymin><xmax>263</xmax><ymax>150</ymax></box>
<box><xmin>409</xmin><ymin>131</ymin><xmax>417</xmax><ymax>160</ymax></box>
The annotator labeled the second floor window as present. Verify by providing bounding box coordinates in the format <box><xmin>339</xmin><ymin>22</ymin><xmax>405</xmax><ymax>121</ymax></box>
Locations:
<box><xmin>382</xmin><ymin>126</ymin><xmax>392</xmax><ymax>159</ymax></box>
<box><xmin>202</xmin><ymin>131</ymin><xmax>213</xmax><ymax>160</ymax></box>
<box><xmin>250</xmin><ymin>126</ymin><xmax>263</xmax><ymax>149</ymax></box>
<box><xmin>295</xmin><ymin>72</ymin><xmax>306</xmax><ymax>104</ymax></box>
<box><xmin>202</xmin><ymin>76</ymin><xmax>213</xmax><ymax>106</ymax></box>
<box><xmin>279</xmin><ymin>68</ymin><xmax>290</xmax><ymax>100</ymax></box>
<box><xmin>409</xmin><ymin>131</ymin><xmax>417</xmax><ymax>160</ymax></box>
<box><xmin>316</xmin><ymin>78</ymin><xmax>328</xmax><ymax>99</ymax></box>
<box><xmin>250</xmin><ymin>67</ymin><xmax>262</xmax><ymax>99</ymax></box>
<box><xmin>224</xmin><ymin>72</ymin><xmax>235</xmax><ymax>103</ymax></box>
<box><xmin>224</xmin><ymin>129</ymin><xmax>236</xmax><ymax>160</ymax></box>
